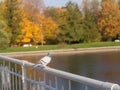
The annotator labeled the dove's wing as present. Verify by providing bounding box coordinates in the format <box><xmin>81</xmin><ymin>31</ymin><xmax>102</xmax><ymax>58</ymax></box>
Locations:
<box><xmin>39</xmin><ymin>56</ymin><xmax>51</xmax><ymax>66</ymax></box>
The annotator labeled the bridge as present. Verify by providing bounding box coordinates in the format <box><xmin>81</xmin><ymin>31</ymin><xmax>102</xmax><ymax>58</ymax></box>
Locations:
<box><xmin>0</xmin><ymin>55</ymin><xmax>120</xmax><ymax>90</ymax></box>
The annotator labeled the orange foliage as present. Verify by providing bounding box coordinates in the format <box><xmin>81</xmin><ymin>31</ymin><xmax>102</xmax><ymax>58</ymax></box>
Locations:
<box><xmin>97</xmin><ymin>0</ymin><xmax>120</xmax><ymax>40</ymax></box>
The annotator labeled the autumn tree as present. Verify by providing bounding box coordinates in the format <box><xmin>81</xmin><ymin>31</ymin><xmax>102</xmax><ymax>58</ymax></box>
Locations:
<box><xmin>16</xmin><ymin>10</ymin><xmax>58</xmax><ymax>45</ymax></box>
<box><xmin>42</xmin><ymin>17</ymin><xmax>59</xmax><ymax>44</ymax></box>
<box><xmin>3</xmin><ymin>0</ymin><xmax>22</xmax><ymax>46</ymax></box>
<box><xmin>23</xmin><ymin>0</ymin><xmax>46</xmax><ymax>23</ymax></box>
<box><xmin>33</xmin><ymin>13</ymin><xmax>59</xmax><ymax>45</ymax></box>
<box><xmin>16</xmin><ymin>15</ymin><xmax>41</xmax><ymax>45</ymax></box>
<box><xmin>97</xmin><ymin>0</ymin><xmax>120</xmax><ymax>41</ymax></box>
<box><xmin>16</xmin><ymin>8</ymin><xmax>42</xmax><ymax>46</ymax></box>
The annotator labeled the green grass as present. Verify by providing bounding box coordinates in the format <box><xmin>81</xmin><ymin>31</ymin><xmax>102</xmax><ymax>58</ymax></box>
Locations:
<box><xmin>0</xmin><ymin>42</ymin><xmax>120</xmax><ymax>53</ymax></box>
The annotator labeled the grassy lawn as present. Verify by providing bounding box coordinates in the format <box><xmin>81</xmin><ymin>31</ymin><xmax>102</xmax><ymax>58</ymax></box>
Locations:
<box><xmin>0</xmin><ymin>42</ymin><xmax>120</xmax><ymax>53</ymax></box>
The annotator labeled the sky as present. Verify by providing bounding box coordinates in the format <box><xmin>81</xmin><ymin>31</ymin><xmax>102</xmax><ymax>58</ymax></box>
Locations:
<box><xmin>43</xmin><ymin>0</ymin><xmax>82</xmax><ymax>7</ymax></box>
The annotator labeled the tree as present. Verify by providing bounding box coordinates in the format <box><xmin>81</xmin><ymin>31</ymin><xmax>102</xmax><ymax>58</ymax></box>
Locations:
<box><xmin>97</xmin><ymin>0</ymin><xmax>120</xmax><ymax>41</ymax></box>
<box><xmin>82</xmin><ymin>0</ymin><xmax>101</xmax><ymax>42</ymax></box>
<box><xmin>42</xmin><ymin>17</ymin><xmax>59</xmax><ymax>44</ymax></box>
<box><xmin>0</xmin><ymin>2</ymin><xmax>4</xmax><ymax>20</ymax></box>
<box><xmin>3</xmin><ymin>0</ymin><xmax>22</xmax><ymax>46</ymax></box>
<box><xmin>16</xmin><ymin>13</ymin><xmax>42</xmax><ymax>45</ymax></box>
<box><xmin>44</xmin><ymin>7</ymin><xmax>60</xmax><ymax>23</ymax></box>
<box><xmin>23</xmin><ymin>0</ymin><xmax>46</xmax><ymax>23</ymax></box>
<box><xmin>23</xmin><ymin>1</ymin><xmax>40</xmax><ymax>22</ymax></box>
<box><xmin>16</xmin><ymin>12</ymin><xmax>59</xmax><ymax>45</ymax></box>
<box><xmin>90</xmin><ymin>0</ymin><xmax>100</xmax><ymax>23</ymax></box>
<box><xmin>0</xmin><ymin>20</ymin><xmax>9</xmax><ymax>49</ymax></box>
<box><xmin>0</xmin><ymin>2</ymin><xmax>10</xmax><ymax>49</ymax></box>
<box><xmin>57</xmin><ymin>1</ymin><xmax>83</xmax><ymax>44</ymax></box>
<box><xmin>34</xmin><ymin>14</ymin><xmax>59</xmax><ymax>45</ymax></box>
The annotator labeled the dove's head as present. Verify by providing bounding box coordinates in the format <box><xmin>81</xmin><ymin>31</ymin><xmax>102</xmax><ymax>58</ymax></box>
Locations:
<box><xmin>47</xmin><ymin>52</ymin><xmax>52</xmax><ymax>57</ymax></box>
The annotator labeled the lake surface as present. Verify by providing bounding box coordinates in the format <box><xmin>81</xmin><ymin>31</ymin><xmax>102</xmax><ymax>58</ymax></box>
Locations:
<box><xmin>16</xmin><ymin>50</ymin><xmax>120</xmax><ymax>85</ymax></box>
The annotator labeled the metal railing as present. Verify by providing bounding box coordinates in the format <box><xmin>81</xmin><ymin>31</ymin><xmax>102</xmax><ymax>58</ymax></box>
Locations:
<box><xmin>0</xmin><ymin>55</ymin><xmax>120</xmax><ymax>90</ymax></box>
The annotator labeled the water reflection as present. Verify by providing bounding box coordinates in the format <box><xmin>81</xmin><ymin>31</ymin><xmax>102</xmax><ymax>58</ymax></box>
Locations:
<box><xmin>16</xmin><ymin>51</ymin><xmax>120</xmax><ymax>85</ymax></box>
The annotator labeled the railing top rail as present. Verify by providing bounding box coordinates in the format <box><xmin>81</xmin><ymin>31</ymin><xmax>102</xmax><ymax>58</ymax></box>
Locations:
<box><xmin>0</xmin><ymin>55</ymin><xmax>33</xmax><ymax>66</ymax></box>
<box><xmin>0</xmin><ymin>55</ymin><xmax>120</xmax><ymax>90</ymax></box>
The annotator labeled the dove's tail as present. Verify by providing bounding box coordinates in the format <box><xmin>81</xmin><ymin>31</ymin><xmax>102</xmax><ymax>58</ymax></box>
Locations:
<box><xmin>32</xmin><ymin>64</ymin><xmax>43</xmax><ymax>68</ymax></box>
<box><xmin>32</xmin><ymin>64</ymin><xmax>45</xmax><ymax>69</ymax></box>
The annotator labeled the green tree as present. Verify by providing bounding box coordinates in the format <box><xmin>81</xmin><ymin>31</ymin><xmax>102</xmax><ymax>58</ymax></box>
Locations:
<box><xmin>0</xmin><ymin>20</ymin><xmax>9</xmax><ymax>49</ymax></box>
<box><xmin>58</xmin><ymin>1</ymin><xmax>83</xmax><ymax>44</ymax></box>
<box><xmin>0</xmin><ymin>2</ymin><xmax>10</xmax><ymax>49</ymax></box>
<box><xmin>90</xmin><ymin>0</ymin><xmax>100</xmax><ymax>23</ymax></box>
<box><xmin>3</xmin><ymin>0</ymin><xmax>22</xmax><ymax>46</ymax></box>
<box><xmin>44</xmin><ymin>7</ymin><xmax>60</xmax><ymax>23</ymax></box>
<box><xmin>82</xmin><ymin>0</ymin><xmax>101</xmax><ymax>42</ymax></box>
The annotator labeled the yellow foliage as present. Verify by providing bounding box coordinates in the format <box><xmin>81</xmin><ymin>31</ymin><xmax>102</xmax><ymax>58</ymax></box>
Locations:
<box><xmin>43</xmin><ymin>17</ymin><xmax>59</xmax><ymax>39</ymax></box>
<box><xmin>16</xmin><ymin>13</ymin><xmax>42</xmax><ymax>44</ymax></box>
<box><xmin>34</xmin><ymin>13</ymin><xmax>59</xmax><ymax>44</ymax></box>
<box><xmin>16</xmin><ymin>8</ymin><xmax>59</xmax><ymax>45</ymax></box>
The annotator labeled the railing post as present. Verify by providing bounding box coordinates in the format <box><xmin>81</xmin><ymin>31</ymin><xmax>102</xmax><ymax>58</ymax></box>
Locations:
<box><xmin>21</xmin><ymin>61</ymin><xmax>27</xmax><ymax>90</ymax></box>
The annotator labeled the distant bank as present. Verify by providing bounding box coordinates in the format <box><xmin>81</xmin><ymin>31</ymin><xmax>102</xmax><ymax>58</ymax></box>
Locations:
<box><xmin>1</xmin><ymin>46</ymin><xmax>120</xmax><ymax>57</ymax></box>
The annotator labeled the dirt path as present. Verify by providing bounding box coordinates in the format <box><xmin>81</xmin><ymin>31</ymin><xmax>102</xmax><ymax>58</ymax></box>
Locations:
<box><xmin>1</xmin><ymin>46</ymin><xmax>120</xmax><ymax>57</ymax></box>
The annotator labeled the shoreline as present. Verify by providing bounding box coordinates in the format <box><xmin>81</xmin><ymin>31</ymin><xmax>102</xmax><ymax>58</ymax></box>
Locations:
<box><xmin>0</xmin><ymin>46</ymin><xmax>120</xmax><ymax>57</ymax></box>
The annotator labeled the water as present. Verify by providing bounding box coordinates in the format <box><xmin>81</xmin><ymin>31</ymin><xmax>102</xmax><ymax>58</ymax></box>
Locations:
<box><xmin>16</xmin><ymin>51</ymin><xmax>120</xmax><ymax>85</ymax></box>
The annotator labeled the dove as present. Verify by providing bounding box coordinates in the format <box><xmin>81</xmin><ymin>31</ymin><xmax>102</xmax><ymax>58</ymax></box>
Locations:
<box><xmin>33</xmin><ymin>52</ymin><xmax>52</xmax><ymax>68</ymax></box>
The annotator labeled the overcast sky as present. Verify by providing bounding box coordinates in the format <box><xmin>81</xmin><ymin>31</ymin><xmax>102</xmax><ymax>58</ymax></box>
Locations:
<box><xmin>43</xmin><ymin>0</ymin><xmax>82</xmax><ymax>7</ymax></box>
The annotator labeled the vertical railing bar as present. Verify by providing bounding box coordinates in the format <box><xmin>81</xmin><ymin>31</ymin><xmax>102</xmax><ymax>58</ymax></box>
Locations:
<box><xmin>37</xmin><ymin>77</ymin><xmax>40</xmax><ymax>90</ymax></box>
<box><xmin>37</xmin><ymin>77</ymin><xmax>41</xmax><ymax>90</ymax></box>
<box><xmin>43</xmin><ymin>72</ymin><xmax>46</xmax><ymax>90</ymax></box>
<box><xmin>12</xmin><ymin>68</ymin><xmax>15</xmax><ymax>90</ymax></box>
<box><xmin>2</xmin><ymin>79</ymin><xmax>4</xmax><ymax>90</ymax></box>
<box><xmin>42</xmin><ymin>72</ymin><xmax>47</xmax><ymax>90</ymax></box>
<box><xmin>3</xmin><ymin>60</ymin><xmax>5</xmax><ymax>66</ymax></box>
<box><xmin>6</xmin><ymin>82</ymin><xmax>8</xmax><ymax>90</ymax></box>
<box><xmin>18</xmin><ymin>71</ymin><xmax>21</xmax><ymax>90</ymax></box>
<box><xmin>8</xmin><ymin>62</ymin><xmax>12</xmax><ymax>90</ymax></box>
<box><xmin>85</xmin><ymin>85</ymin><xmax>88</xmax><ymax>90</ymax></box>
<box><xmin>68</xmin><ymin>80</ymin><xmax>71</xmax><ymax>90</ymax></box>
<box><xmin>6</xmin><ymin>67</ymin><xmax>9</xmax><ymax>90</ymax></box>
<box><xmin>21</xmin><ymin>61</ymin><xmax>27</xmax><ymax>90</ymax></box>
<box><xmin>3</xmin><ymin>84</ymin><xmax>4</xmax><ymax>90</ymax></box>
<box><xmin>55</xmin><ymin>76</ymin><xmax>58</xmax><ymax>90</ymax></box>
<box><xmin>1</xmin><ymin>80</ymin><xmax>3</xmax><ymax>90</ymax></box>
<box><xmin>34</xmin><ymin>70</ymin><xmax>36</xmax><ymax>90</ymax></box>
<box><xmin>15</xmin><ymin>64</ymin><xmax>18</xmax><ymax>90</ymax></box>
<box><xmin>62</xmin><ymin>85</ymin><xmax>64</xmax><ymax>90</ymax></box>
<box><xmin>1</xmin><ymin>64</ymin><xmax>3</xmax><ymax>90</ymax></box>
<box><xmin>2</xmin><ymin>84</ymin><xmax>3</xmax><ymax>90</ymax></box>
<box><xmin>8</xmin><ymin>61</ymin><xmax>11</xmax><ymax>70</ymax></box>
<box><xmin>39</xmin><ymin>77</ymin><xmax>42</xmax><ymax>90</ymax></box>
<box><xmin>44</xmin><ymin>72</ymin><xmax>46</xmax><ymax>84</ymax></box>
<box><xmin>37</xmin><ymin>84</ymin><xmax>39</xmax><ymax>90</ymax></box>
<box><xmin>34</xmin><ymin>70</ymin><xmax>36</xmax><ymax>80</ymax></box>
<box><xmin>30</xmin><ymin>74</ymin><xmax>32</xmax><ymax>90</ymax></box>
<box><xmin>49</xmin><ymin>80</ymin><xmax>52</xmax><ymax>87</ymax></box>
